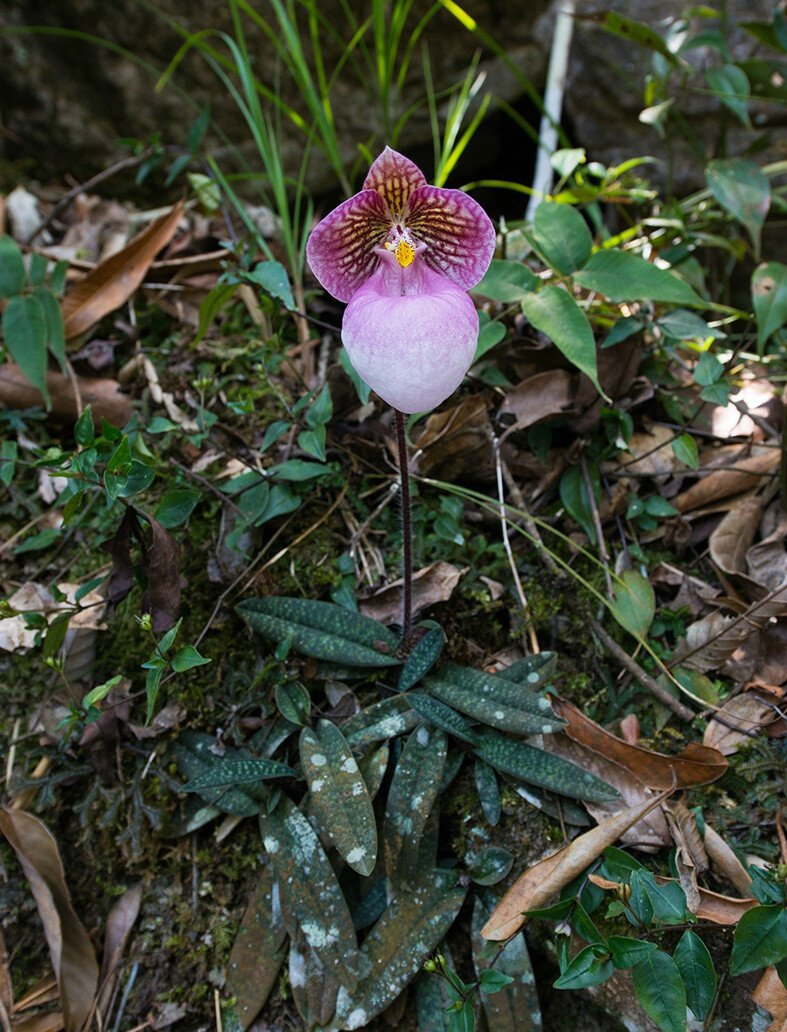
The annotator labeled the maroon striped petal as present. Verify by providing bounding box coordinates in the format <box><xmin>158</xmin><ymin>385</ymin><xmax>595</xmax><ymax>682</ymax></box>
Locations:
<box><xmin>363</xmin><ymin>147</ymin><xmax>427</xmax><ymax>220</ymax></box>
<box><xmin>306</xmin><ymin>190</ymin><xmax>392</xmax><ymax>303</ymax></box>
<box><xmin>406</xmin><ymin>185</ymin><xmax>496</xmax><ymax>290</ymax></box>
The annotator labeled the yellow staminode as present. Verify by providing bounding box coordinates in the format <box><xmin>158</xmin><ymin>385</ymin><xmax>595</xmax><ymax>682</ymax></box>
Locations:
<box><xmin>395</xmin><ymin>238</ymin><xmax>415</xmax><ymax>268</ymax></box>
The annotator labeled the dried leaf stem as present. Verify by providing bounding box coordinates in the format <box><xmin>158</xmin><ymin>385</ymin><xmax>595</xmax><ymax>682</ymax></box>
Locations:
<box><xmin>591</xmin><ymin>619</ymin><xmax>695</xmax><ymax>721</ymax></box>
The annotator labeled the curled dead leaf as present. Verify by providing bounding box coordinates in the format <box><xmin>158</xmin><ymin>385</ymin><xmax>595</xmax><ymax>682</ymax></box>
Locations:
<box><xmin>359</xmin><ymin>562</ymin><xmax>464</xmax><ymax>624</ymax></box>
<box><xmin>497</xmin><ymin>369</ymin><xmax>575</xmax><ymax>433</ymax></box>
<box><xmin>61</xmin><ymin>201</ymin><xmax>185</xmax><ymax>339</ymax></box>
<box><xmin>0</xmin><ymin>808</ymin><xmax>98</xmax><ymax>1032</ymax></box>
<box><xmin>703</xmin><ymin>692</ymin><xmax>779</xmax><ymax>754</ymax></box>
<box><xmin>482</xmin><ymin>792</ymin><xmax>671</xmax><ymax>941</ymax></box>
<box><xmin>703</xmin><ymin>824</ymin><xmax>752</xmax><ymax>897</ymax></box>
<box><xmin>753</xmin><ymin>967</ymin><xmax>787</xmax><ymax>1032</ymax></box>
<box><xmin>674</xmin><ymin>447</ymin><xmax>779</xmax><ymax>513</ymax></box>
<box><xmin>550</xmin><ymin>697</ymin><xmax>727</xmax><ymax>789</ymax></box>
<box><xmin>709</xmin><ymin>494</ymin><xmax>764</xmax><ymax>596</ymax></box>
<box><xmin>97</xmin><ymin>884</ymin><xmax>143</xmax><ymax>1019</ymax></box>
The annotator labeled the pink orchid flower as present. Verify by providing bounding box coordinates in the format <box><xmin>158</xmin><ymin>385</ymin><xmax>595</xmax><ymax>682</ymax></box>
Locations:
<box><xmin>306</xmin><ymin>147</ymin><xmax>496</xmax><ymax>413</ymax></box>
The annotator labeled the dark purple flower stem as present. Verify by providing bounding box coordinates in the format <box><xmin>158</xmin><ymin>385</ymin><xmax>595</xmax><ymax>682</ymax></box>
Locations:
<box><xmin>395</xmin><ymin>409</ymin><xmax>412</xmax><ymax>640</ymax></box>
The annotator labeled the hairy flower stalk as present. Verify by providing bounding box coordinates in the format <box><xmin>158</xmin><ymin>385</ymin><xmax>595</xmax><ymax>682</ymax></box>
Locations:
<box><xmin>306</xmin><ymin>147</ymin><xmax>495</xmax><ymax>634</ymax></box>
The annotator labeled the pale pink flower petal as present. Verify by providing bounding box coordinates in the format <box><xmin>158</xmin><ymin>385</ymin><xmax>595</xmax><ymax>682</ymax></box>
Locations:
<box><xmin>305</xmin><ymin>189</ymin><xmax>390</xmax><ymax>302</ymax></box>
<box><xmin>362</xmin><ymin>146</ymin><xmax>427</xmax><ymax>219</ymax></box>
<box><xmin>342</xmin><ymin>263</ymin><xmax>479</xmax><ymax>414</ymax></box>
<box><xmin>406</xmin><ymin>185</ymin><xmax>496</xmax><ymax>290</ymax></box>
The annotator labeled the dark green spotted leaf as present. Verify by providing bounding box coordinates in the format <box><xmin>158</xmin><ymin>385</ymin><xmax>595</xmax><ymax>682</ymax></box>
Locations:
<box><xmin>289</xmin><ymin>937</ymin><xmax>339</xmax><ymax>1028</ymax></box>
<box><xmin>471</xmin><ymin>895</ymin><xmax>541</xmax><ymax>1031</ymax></box>
<box><xmin>226</xmin><ymin>865</ymin><xmax>287</xmax><ymax>1030</ymax></box>
<box><xmin>331</xmin><ymin>869</ymin><xmax>467</xmax><ymax>1031</ymax></box>
<box><xmin>352</xmin><ymin>879</ymin><xmax>388</xmax><ymax>931</ymax></box>
<box><xmin>398</xmin><ymin>622</ymin><xmax>445</xmax><ymax>691</ymax></box>
<box><xmin>274</xmin><ymin>681</ymin><xmax>311</xmax><ymax>725</ymax></box>
<box><xmin>474</xmin><ymin>758</ymin><xmax>501</xmax><ymax>826</ymax></box>
<box><xmin>473</xmin><ymin>731</ymin><xmax>619</xmax><ymax>802</ymax></box>
<box><xmin>300</xmin><ymin>720</ymin><xmax>377</xmax><ymax>876</ymax></box>
<box><xmin>342</xmin><ymin>695</ymin><xmax>419</xmax><ymax>750</ymax></box>
<box><xmin>440</xmin><ymin>749</ymin><xmax>465</xmax><ymax>793</ymax></box>
<box><xmin>408</xmin><ymin>693</ymin><xmax>478</xmax><ymax>744</ymax></box>
<box><xmin>673</xmin><ymin>930</ymin><xmax>716</xmax><ymax>1021</ymax></box>
<box><xmin>631</xmin><ymin>951</ymin><xmax>687</xmax><ymax>1032</ymax></box>
<box><xmin>513</xmin><ymin>782</ymin><xmax>591</xmax><ymax>826</ymax></box>
<box><xmin>172</xmin><ymin>731</ymin><xmax>263</xmax><ymax>816</ymax></box>
<box><xmin>424</xmin><ymin>662</ymin><xmax>564</xmax><ymax>736</ymax></box>
<box><xmin>495</xmin><ymin>652</ymin><xmax>557</xmax><ymax>689</ymax></box>
<box><xmin>357</xmin><ymin>741</ymin><xmax>389</xmax><ymax>800</ymax></box>
<box><xmin>384</xmin><ymin>726</ymin><xmax>447</xmax><ymax>888</ymax></box>
<box><xmin>260</xmin><ymin>807</ymin><xmax>360</xmax><ymax>990</ymax></box>
<box><xmin>182</xmin><ymin>757</ymin><xmax>296</xmax><ymax>794</ymax></box>
<box><xmin>467</xmin><ymin>847</ymin><xmax>514</xmax><ymax>886</ymax></box>
<box><xmin>237</xmin><ymin>596</ymin><xmax>400</xmax><ymax>667</ymax></box>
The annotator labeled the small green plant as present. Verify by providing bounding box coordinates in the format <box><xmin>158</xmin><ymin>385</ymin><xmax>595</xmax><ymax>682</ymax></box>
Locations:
<box><xmin>0</xmin><ymin>235</ymin><xmax>68</xmax><ymax>405</ymax></box>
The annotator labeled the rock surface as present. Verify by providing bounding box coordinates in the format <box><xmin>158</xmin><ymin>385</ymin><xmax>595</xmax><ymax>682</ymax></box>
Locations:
<box><xmin>2</xmin><ymin>0</ymin><xmax>782</xmax><ymax>200</ymax></box>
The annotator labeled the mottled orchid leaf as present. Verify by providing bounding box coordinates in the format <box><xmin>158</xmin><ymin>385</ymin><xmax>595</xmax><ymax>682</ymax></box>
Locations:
<box><xmin>471</xmin><ymin>895</ymin><xmax>542</xmax><ymax>1031</ymax></box>
<box><xmin>342</xmin><ymin>695</ymin><xmax>419</xmax><ymax>750</ymax></box>
<box><xmin>172</xmin><ymin>731</ymin><xmax>261</xmax><ymax>816</ymax></box>
<box><xmin>424</xmin><ymin>662</ymin><xmax>564</xmax><ymax>736</ymax></box>
<box><xmin>357</xmin><ymin>741</ymin><xmax>390</xmax><ymax>800</ymax></box>
<box><xmin>260</xmin><ymin>808</ymin><xmax>360</xmax><ymax>990</ymax></box>
<box><xmin>352</xmin><ymin>878</ymin><xmax>388</xmax><ymax>931</ymax></box>
<box><xmin>300</xmin><ymin>720</ymin><xmax>377</xmax><ymax>876</ymax></box>
<box><xmin>513</xmin><ymin>782</ymin><xmax>592</xmax><ymax>826</ymax></box>
<box><xmin>226</xmin><ymin>866</ymin><xmax>287</xmax><ymax>1030</ymax></box>
<box><xmin>495</xmin><ymin>652</ymin><xmax>557</xmax><ymax>689</ymax></box>
<box><xmin>474</xmin><ymin>731</ymin><xmax>620</xmax><ymax>803</ymax></box>
<box><xmin>474</xmin><ymin>757</ymin><xmax>501</xmax><ymax>826</ymax></box>
<box><xmin>182</xmin><ymin>757</ymin><xmax>296</xmax><ymax>795</ymax></box>
<box><xmin>289</xmin><ymin>937</ymin><xmax>340</xmax><ymax>1028</ymax></box>
<box><xmin>331</xmin><ymin>869</ymin><xmax>467</xmax><ymax>1031</ymax></box>
<box><xmin>274</xmin><ymin>681</ymin><xmax>311</xmax><ymax>725</ymax></box>
<box><xmin>398</xmin><ymin>622</ymin><xmax>445</xmax><ymax>691</ymax></box>
<box><xmin>439</xmin><ymin>749</ymin><xmax>465</xmax><ymax>792</ymax></box>
<box><xmin>383</xmin><ymin>727</ymin><xmax>447</xmax><ymax>888</ymax></box>
<box><xmin>467</xmin><ymin>846</ymin><xmax>514</xmax><ymax>886</ymax></box>
<box><xmin>407</xmin><ymin>693</ymin><xmax>478</xmax><ymax>744</ymax></box>
<box><xmin>237</xmin><ymin>597</ymin><xmax>400</xmax><ymax>667</ymax></box>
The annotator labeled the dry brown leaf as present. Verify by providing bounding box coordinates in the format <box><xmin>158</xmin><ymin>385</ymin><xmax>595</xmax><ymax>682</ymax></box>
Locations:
<box><xmin>703</xmin><ymin>692</ymin><xmax>778</xmax><ymax>754</ymax></box>
<box><xmin>618</xmin><ymin>423</ymin><xmax>680</xmax><ymax>479</ymax></box>
<box><xmin>11</xmin><ymin>1013</ymin><xmax>64</xmax><ymax>1032</ymax></box>
<box><xmin>0</xmin><ymin>927</ymin><xmax>11</xmax><ymax>1013</ymax></box>
<box><xmin>709</xmin><ymin>495</ymin><xmax>764</xmax><ymax>596</ymax></box>
<box><xmin>359</xmin><ymin>562</ymin><xmax>464</xmax><ymax>624</ymax></box>
<box><xmin>703</xmin><ymin>824</ymin><xmax>752</xmax><ymax>897</ymax></box>
<box><xmin>497</xmin><ymin>369</ymin><xmax>575</xmax><ymax>432</ymax></box>
<box><xmin>550</xmin><ymin>697</ymin><xmax>728</xmax><ymax>788</ymax></box>
<box><xmin>748</xmin><ymin>505</ymin><xmax>787</xmax><ymax>592</ymax></box>
<box><xmin>61</xmin><ymin>200</ymin><xmax>185</xmax><ymax>339</ymax></box>
<box><xmin>753</xmin><ymin>967</ymin><xmax>787</xmax><ymax>1032</ymax></box>
<box><xmin>412</xmin><ymin>395</ymin><xmax>494</xmax><ymax>480</ymax></box>
<box><xmin>0</xmin><ymin>808</ymin><xmax>98</xmax><ymax>1032</ymax></box>
<box><xmin>11</xmin><ymin>974</ymin><xmax>59</xmax><ymax>1014</ymax></box>
<box><xmin>679</xmin><ymin>584</ymin><xmax>787</xmax><ymax>673</ymax></box>
<box><xmin>97</xmin><ymin>884</ymin><xmax>142</xmax><ymax>1019</ymax></box>
<box><xmin>674</xmin><ymin>447</ymin><xmax>780</xmax><ymax>512</ymax></box>
<box><xmin>619</xmin><ymin>714</ymin><xmax>639</xmax><ymax>744</ymax></box>
<box><xmin>0</xmin><ymin>365</ymin><xmax>132</xmax><ymax>428</ymax></box>
<box><xmin>589</xmin><ymin>873</ymin><xmax>756</xmax><ymax>925</ymax></box>
<box><xmin>481</xmin><ymin>792</ymin><xmax>670</xmax><ymax>941</ymax></box>
<box><xmin>542</xmin><ymin>733</ymin><xmax>670</xmax><ymax>850</ymax></box>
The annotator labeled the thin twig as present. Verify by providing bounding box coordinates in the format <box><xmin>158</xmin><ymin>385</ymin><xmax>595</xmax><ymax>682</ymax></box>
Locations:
<box><xmin>581</xmin><ymin>453</ymin><xmax>613</xmax><ymax>599</ymax></box>
<box><xmin>171</xmin><ymin>460</ymin><xmax>243</xmax><ymax>517</ymax></box>
<box><xmin>491</xmin><ymin>429</ymin><xmax>539</xmax><ymax>653</ymax></box>
<box><xmin>591</xmin><ymin>619</ymin><xmax>695</xmax><ymax>721</ymax></box>
<box><xmin>495</xmin><ymin>436</ymin><xmax>558</xmax><ymax>573</ymax></box>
